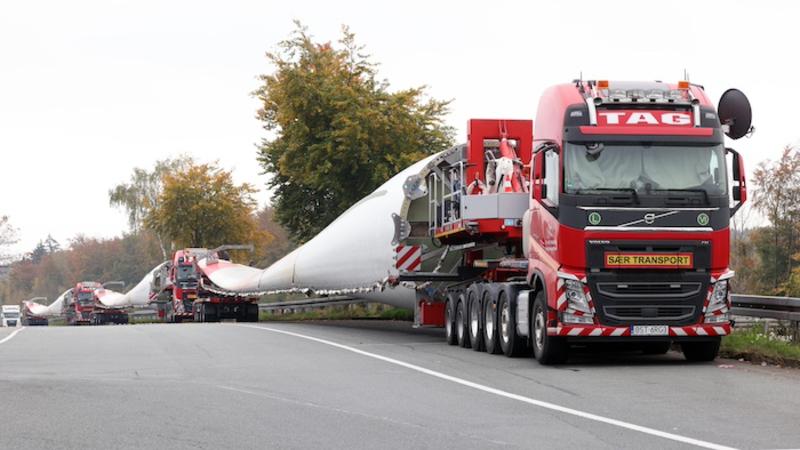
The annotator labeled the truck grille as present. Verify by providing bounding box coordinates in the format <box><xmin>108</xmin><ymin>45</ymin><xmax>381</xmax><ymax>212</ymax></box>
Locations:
<box><xmin>596</xmin><ymin>282</ymin><xmax>701</xmax><ymax>299</ymax></box>
<box><xmin>588</xmin><ymin>272</ymin><xmax>707</xmax><ymax>326</ymax></box>
<box><xmin>603</xmin><ymin>305</ymin><xmax>696</xmax><ymax>321</ymax></box>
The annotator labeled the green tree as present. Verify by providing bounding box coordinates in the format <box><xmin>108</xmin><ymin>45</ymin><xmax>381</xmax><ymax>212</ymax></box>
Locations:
<box><xmin>254</xmin><ymin>22</ymin><xmax>454</xmax><ymax>242</ymax></box>
<box><xmin>29</xmin><ymin>241</ymin><xmax>48</xmax><ymax>264</ymax></box>
<box><xmin>146</xmin><ymin>162</ymin><xmax>272</xmax><ymax>259</ymax></box>
<box><xmin>109</xmin><ymin>156</ymin><xmax>194</xmax><ymax>258</ymax></box>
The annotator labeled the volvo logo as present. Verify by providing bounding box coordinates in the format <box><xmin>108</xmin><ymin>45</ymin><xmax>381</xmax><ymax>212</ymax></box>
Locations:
<box><xmin>617</xmin><ymin>210</ymin><xmax>679</xmax><ymax>227</ymax></box>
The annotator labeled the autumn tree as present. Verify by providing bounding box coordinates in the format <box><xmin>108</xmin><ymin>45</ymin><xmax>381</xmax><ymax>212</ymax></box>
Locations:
<box><xmin>751</xmin><ymin>145</ymin><xmax>800</xmax><ymax>292</ymax></box>
<box><xmin>146</xmin><ymin>162</ymin><xmax>271</xmax><ymax>260</ymax></box>
<box><xmin>109</xmin><ymin>156</ymin><xmax>194</xmax><ymax>258</ymax></box>
<box><xmin>256</xmin><ymin>206</ymin><xmax>294</xmax><ymax>267</ymax></box>
<box><xmin>254</xmin><ymin>22</ymin><xmax>454</xmax><ymax>242</ymax></box>
<box><xmin>0</xmin><ymin>215</ymin><xmax>18</xmax><ymax>264</ymax></box>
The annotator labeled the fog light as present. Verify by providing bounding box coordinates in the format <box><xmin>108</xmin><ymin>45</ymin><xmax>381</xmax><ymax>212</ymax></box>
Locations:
<box><xmin>705</xmin><ymin>313</ymin><xmax>730</xmax><ymax>324</ymax></box>
<box><xmin>562</xmin><ymin>312</ymin><xmax>593</xmax><ymax>325</ymax></box>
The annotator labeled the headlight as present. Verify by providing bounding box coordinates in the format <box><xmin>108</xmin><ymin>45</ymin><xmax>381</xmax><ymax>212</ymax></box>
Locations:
<box><xmin>712</xmin><ymin>280</ymin><xmax>727</xmax><ymax>303</ymax></box>
<box><xmin>564</xmin><ymin>279</ymin><xmax>592</xmax><ymax>314</ymax></box>
<box><xmin>706</xmin><ymin>279</ymin><xmax>730</xmax><ymax>317</ymax></box>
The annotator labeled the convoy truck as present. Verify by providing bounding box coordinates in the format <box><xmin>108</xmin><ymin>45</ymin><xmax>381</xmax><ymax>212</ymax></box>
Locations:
<box><xmin>91</xmin><ymin>284</ymin><xmax>130</xmax><ymax>325</ymax></box>
<box><xmin>21</xmin><ymin>299</ymin><xmax>49</xmax><ymax>326</ymax></box>
<box><xmin>410</xmin><ymin>80</ymin><xmax>751</xmax><ymax>363</ymax></box>
<box><xmin>63</xmin><ymin>282</ymin><xmax>102</xmax><ymax>325</ymax></box>
<box><xmin>186</xmin><ymin>78</ymin><xmax>751</xmax><ymax>364</ymax></box>
<box><xmin>1</xmin><ymin>305</ymin><xmax>21</xmax><ymax>327</ymax></box>
<box><xmin>151</xmin><ymin>247</ymin><xmax>260</xmax><ymax>323</ymax></box>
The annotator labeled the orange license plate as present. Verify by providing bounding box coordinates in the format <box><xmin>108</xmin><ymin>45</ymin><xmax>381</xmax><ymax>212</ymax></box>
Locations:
<box><xmin>604</xmin><ymin>252</ymin><xmax>693</xmax><ymax>269</ymax></box>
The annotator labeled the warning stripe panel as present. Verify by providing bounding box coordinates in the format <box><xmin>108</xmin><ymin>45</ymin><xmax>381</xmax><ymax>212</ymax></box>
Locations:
<box><xmin>395</xmin><ymin>245</ymin><xmax>422</xmax><ymax>272</ymax></box>
<box><xmin>550</xmin><ymin>323</ymin><xmax>732</xmax><ymax>337</ymax></box>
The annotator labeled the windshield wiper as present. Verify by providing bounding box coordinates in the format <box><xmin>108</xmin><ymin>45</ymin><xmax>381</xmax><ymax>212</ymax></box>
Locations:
<box><xmin>651</xmin><ymin>188</ymin><xmax>709</xmax><ymax>205</ymax></box>
<box><xmin>575</xmin><ymin>188</ymin><xmax>640</xmax><ymax>204</ymax></box>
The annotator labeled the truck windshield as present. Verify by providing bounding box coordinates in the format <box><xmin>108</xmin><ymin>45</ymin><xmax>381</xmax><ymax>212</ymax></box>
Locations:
<box><xmin>564</xmin><ymin>143</ymin><xmax>727</xmax><ymax>196</ymax></box>
<box><xmin>4</xmin><ymin>312</ymin><xmax>19</xmax><ymax>318</ymax></box>
<box><xmin>77</xmin><ymin>292</ymin><xmax>94</xmax><ymax>304</ymax></box>
<box><xmin>177</xmin><ymin>265</ymin><xmax>197</xmax><ymax>282</ymax></box>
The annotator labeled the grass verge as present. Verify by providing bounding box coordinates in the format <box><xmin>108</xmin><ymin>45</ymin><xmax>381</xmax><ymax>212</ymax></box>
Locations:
<box><xmin>721</xmin><ymin>325</ymin><xmax>800</xmax><ymax>368</ymax></box>
<box><xmin>260</xmin><ymin>304</ymin><xmax>413</xmax><ymax>322</ymax></box>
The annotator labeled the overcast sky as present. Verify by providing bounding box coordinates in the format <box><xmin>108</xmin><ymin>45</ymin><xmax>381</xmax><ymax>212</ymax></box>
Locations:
<box><xmin>1</xmin><ymin>0</ymin><xmax>796</xmax><ymax>255</ymax></box>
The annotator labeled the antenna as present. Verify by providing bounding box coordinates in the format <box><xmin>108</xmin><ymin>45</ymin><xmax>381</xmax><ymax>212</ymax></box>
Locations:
<box><xmin>683</xmin><ymin>68</ymin><xmax>689</xmax><ymax>81</ymax></box>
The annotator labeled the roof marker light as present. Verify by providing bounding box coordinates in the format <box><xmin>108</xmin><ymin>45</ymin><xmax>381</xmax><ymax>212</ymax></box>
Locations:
<box><xmin>678</xmin><ymin>80</ymin><xmax>690</xmax><ymax>89</ymax></box>
<box><xmin>597</xmin><ymin>80</ymin><xmax>609</xmax><ymax>89</ymax></box>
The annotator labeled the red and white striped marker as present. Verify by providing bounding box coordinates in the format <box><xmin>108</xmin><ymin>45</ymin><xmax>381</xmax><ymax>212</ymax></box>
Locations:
<box><xmin>395</xmin><ymin>245</ymin><xmax>422</xmax><ymax>272</ymax></box>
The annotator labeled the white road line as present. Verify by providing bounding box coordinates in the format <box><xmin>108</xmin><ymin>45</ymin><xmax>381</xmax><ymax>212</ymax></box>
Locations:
<box><xmin>237</xmin><ymin>324</ymin><xmax>737</xmax><ymax>450</ymax></box>
<box><xmin>0</xmin><ymin>327</ymin><xmax>25</xmax><ymax>345</ymax></box>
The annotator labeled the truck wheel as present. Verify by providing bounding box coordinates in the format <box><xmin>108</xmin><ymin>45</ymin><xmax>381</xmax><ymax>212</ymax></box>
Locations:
<box><xmin>455</xmin><ymin>296</ymin><xmax>470</xmax><ymax>348</ymax></box>
<box><xmin>642</xmin><ymin>341</ymin><xmax>671</xmax><ymax>355</ymax></box>
<box><xmin>467</xmin><ymin>284</ymin><xmax>485</xmax><ymax>352</ymax></box>
<box><xmin>532</xmin><ymin>290</ymin><xmax>568</xmax><ymax>364</ymax></box>
<box><xmin>248</xmin><ymin>304</ymin><xmax>260</xmax><ymax>322</ymax></box>
<box><xmin>681</xmin><ymin>339</ymin><xmax>720</xmax><ymax>362</ymax></box>
<box><xmin>498</xmin><ymin>287</ymin><xmax>526</xmax><ymax>357</ymax></box>
<box><xmin>482</xmin><ymin>286</ymin><xmax>502</xmax><ymax>355</ymax></box>
<box><xmin>444</xmin><ymin>292</ymin><xmax>458</xmax><ymax>345</ymax></box>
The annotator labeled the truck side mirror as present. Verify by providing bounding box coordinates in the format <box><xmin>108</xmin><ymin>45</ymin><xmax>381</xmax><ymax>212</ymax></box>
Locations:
<box><xmin>727</xmin><ymin>148</ymin><xmax>746</xmax><ymax>215</ymax></box>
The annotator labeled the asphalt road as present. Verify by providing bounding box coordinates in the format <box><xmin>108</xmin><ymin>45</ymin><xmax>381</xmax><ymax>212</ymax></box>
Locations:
<box><xmin>0</xmin><ymin>321</ymin><xmax>798</xmax><ymax>450</ymax></box>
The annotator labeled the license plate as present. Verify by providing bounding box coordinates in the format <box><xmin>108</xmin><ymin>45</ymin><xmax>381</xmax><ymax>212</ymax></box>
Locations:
<box><xmin>631</xmin><ymin>325</ymin><xmax>668</xmax><ymax>336</ymax></box>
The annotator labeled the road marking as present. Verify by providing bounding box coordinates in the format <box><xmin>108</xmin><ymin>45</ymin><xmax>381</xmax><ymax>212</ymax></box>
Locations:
<box><xmin>0</xmin><ymin>327</ymin><xmax>25</xmax><ymax>345</ymax></box>
<box><xmin>238</xmin><ymin>324</ymin><xmax>737</xmax><ymax>450</ymax></box>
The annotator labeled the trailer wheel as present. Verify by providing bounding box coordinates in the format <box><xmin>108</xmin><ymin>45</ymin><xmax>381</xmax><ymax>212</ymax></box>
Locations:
<box><xmin>681</xmin><ymin>339</ymin><xmax>720</xmax><ymax>362</ymax></box>
<box><xmin>455</xmin><ymin>295</ymin><xmax>470</xmax><ymax>348</ymax></box>
<box><xmin>498</xmin><ymin>287</ymin><xmax>526</xmax><ymax>357</ymax></box>
<box><xmin>467</xmin><ymin>284</ymin><xmax>485</xmax><ymax>352</ymax></box>
<box><xmin>532</xmin><ymin>290</ymin><xmax>568</xmax><ymax>364</ymax></box>
<box><xmin>482</xmin><ymin>286</ymin><xmax>502</xmax><ymax>355</ymax></box>
<box><xmin>204</xmin><ymin>304</ymin><xmax>219</xmax><ymax>323</ymax></box>
<box><xmin>444</xmin><ymin>292</ymin><xmax>458</xmax><ymax>345</ymax></box>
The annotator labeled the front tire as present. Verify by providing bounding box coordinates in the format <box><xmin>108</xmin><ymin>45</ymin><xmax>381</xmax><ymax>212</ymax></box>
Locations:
<box><xmin>531</xmin><ymin>290</ymin><xmax>568</xmax><ymax>365</ymax></box>
<box><xmin>682</xmin><ymin>339</ymin><xmax>720</xmax><ymax>362</ymax></box>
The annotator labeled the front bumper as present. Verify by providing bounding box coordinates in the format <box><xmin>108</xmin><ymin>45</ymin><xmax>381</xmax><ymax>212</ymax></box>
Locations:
<box><xmin>548</xmin><ymin>322</ymin><xmax>731</xmax><ymax>338</ymax></box>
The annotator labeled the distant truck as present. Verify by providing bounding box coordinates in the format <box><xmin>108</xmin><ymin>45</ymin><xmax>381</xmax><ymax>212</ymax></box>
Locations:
<box><xmin>1</xmin><ymin>305</ymin><xmax>21</xmax><ymax>327</ymax></box>
<box><xmin>63</xmin><ymin>282</ymin><xmax>102</xmax><ymax>325</ymax></box>
<box><xmin>91</xmin><ymin>282</ymin><xmax>130</xmax><ymax>325</ymax></box>
<box><xmin>151</xmin><ymin>246</ymin><xmax>260</xmax><ymax>323</ymax></box>
<box><xmin>21</xmin><ymin>300</ymin><xmax>49</xmax><ymax>326</ymax></box>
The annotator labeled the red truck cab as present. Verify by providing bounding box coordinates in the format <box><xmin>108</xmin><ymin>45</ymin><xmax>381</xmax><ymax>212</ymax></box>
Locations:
<box><xmin>65</xmin><ymin>281</ymin><xmax>102</xmax><ymax>325</ymax></box>
<box><xmin>525</xmin><ymin>80</ymin><xmax>749</xmax><ymax>362</ymax></box>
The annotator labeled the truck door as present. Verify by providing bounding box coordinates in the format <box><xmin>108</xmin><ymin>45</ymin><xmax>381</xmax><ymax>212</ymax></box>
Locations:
<box><xmin>531</xmin><ymin>144</ymin><xmax>560</xmax><ymax>259</ymax></box>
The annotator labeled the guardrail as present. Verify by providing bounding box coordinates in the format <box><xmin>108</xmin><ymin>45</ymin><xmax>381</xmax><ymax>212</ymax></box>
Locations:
<box><xmin>731</xmin><ymin>294</ymin><xmax>800</xmax><ymax>322</ymax></box>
